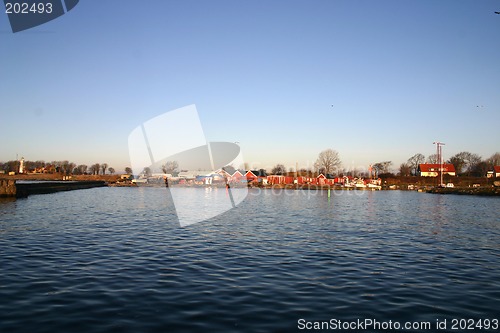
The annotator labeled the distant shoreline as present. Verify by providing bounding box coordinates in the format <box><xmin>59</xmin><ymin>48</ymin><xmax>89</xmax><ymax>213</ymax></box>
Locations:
<box><xmin>2</xmin><ymin>174</ymin><xmax>499</xmax><ymax>197</ymax></box>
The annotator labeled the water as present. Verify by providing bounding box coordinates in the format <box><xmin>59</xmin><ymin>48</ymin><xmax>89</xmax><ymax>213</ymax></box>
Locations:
<box><xmin>1</xmin><ymin>188</ymin><xmax>499</xmax><ymax>332</ymax></box>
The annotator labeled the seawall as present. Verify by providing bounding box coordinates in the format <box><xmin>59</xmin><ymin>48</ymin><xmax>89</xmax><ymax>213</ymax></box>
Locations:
<box><xmin>0</xmin><ymin>180</ymin><xmax>107</xmax><ymax>198</ymax></box>
<box><xmin>427</xmin><ymin>186</ymin><xmax>500</xmax><ymax>196</ymax></box>
<box><xmin>0</xmin><ymin>179</ymin><xmax>17</xmax><ymax>197</ymax></box>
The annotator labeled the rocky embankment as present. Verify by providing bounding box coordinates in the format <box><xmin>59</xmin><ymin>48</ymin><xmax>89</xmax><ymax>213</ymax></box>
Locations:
<box><xmin>427</xmin><ymin>182</ymin><xmax>500</xmax><ymax>196</ymax></box>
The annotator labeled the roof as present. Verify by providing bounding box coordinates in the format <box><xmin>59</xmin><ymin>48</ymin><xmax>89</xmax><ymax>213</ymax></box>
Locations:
<box><xmin>249</xmin><ymin>170</ymin><xmax>268</xmax><ymax>177</ymax></box>
<box><xmin>218</xmin><ymin>169</ymin><xmax>233</xmax><ymax>176</ymax></box>
<box><xmin>418</xmin><ymin>164</ymin><xmax>456</xmax><ymax>173</ymax></box>
<box><xmin>494</xmin><ymin>166</ymin><xmax>500</xmax><ymax>173</ymax></box>
<box><xmin>231</xmin><ymin>170</ymin><xmax>244</xmax><ymax>176</ymax></box>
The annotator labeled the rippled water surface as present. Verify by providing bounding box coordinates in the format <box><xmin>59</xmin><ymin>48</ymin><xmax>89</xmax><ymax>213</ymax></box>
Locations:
<box><xmin>1</xmin><ymin>188</ymin><xmax>499</xmax><ymax>332</ymax></box>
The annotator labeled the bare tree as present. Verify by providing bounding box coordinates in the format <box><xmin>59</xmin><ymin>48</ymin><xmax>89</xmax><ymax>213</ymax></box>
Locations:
<box><xmin>162</xmin><ymin>161</ymin><xmax>179</xmax><ymax>175</ymax></box>
<box><xmin>448</xmin><ymin>154</ymin><xmax>465</xmax><ymax>175</ymax></box>
<box><xmin>60</xmin><ymin>161</ymin><xmax>69</xmax><ymax>174</ymax></box>
<box><xmin>101</xmin><ymin>163</ymin><xmax>108</xmax><ymax>175</ymax></box>
<box><xmin>76</xmin><ymin>164</ymin><xmax>87</xmax><ymax>175</ymax></box>
<box><xmin>59</xmin><ymin>161</ymin><xmax>76</xmax><ymax>175</ymax></box>
<box><xmin>89</xmin><ymin>163</ymin><xmax>100</xmax><ymax>175</ymax></box>
<box><xmin>271</xmin><ymin>164</ymin><xmax>286</xmax><ymax>175</ymax></box>
<box><xmin>486</xmin><ymin>152</ymin><xmax>500</xmax><ymax>167</ymax></box>
<box><xmin>448</xmin><ymin>152</ymin><xmax>481</xmax><ymax>176</ymax></box>
<box><xmin>399</xmin><ymin>163</ymin><xmax>411</xmax><ymax>176</ymax></box>
<box><xmin>314</xmin><ymin>149</ymin><xmax>341</xmax><ymax>175</ymax></box>
<box><xmin>372</xmin><ymin>161</ymin><xmax>392</xmax><ymax>176</ymax></box>
<box><xmin>407</xmin><ymin>153</ymin><xmax>425</xmax><ymax>176</ymax></box>
<box><xmin>3</xmin><ymin>160</ymin><xmax>20</xmax><ymax>173</ymax></box>
<box><xmin>125</xmin><ymin>167</ymin><xmax>132</xmax><ymax>175</ymax></box>
<box><xmin>472</xmin><ymin>161</ymin><xmax>489</xmax><ymax>177</ymax></box>
<box><xmin>463</xmin><ymin>153</ymin><xmax>482</xmax><ymax>176</ymax></box>
<box><xmin>426</xmin><ymin>154</ymin><xmax>438</xmax><ymax>164</ymax></box>
<box><xmin>68</xmin><ymin>162</ymin><xmax>76</xmax><ymax>175</ymax></box>
<box><xmin>108</xmin><ymin>167</ymin><xmax>115</xmax><ymax>174</ymax></box>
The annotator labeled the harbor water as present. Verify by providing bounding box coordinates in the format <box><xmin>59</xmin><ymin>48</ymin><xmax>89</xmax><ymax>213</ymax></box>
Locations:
<box><xmin>1</xmin><ymin>187</ymin><xmax>499</xmax><ymax>332</ymax></box>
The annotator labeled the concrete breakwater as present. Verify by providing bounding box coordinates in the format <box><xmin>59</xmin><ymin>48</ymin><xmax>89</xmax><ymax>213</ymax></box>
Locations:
<box><xmin>0</xmin><ymin>180</ymin><xmax>107</xmax><ymax>198</ymax></box>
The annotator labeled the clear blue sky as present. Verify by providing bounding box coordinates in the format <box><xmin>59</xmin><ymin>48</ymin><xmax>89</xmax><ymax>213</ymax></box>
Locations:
<box><xmin>1</xmin><ymin>0</ymin><xmax>499</xmax><ymax>173</ymax></box>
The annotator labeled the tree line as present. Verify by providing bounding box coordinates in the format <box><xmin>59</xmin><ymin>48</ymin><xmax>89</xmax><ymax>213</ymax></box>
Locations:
<box><xmin>260</xmin><ymin>149</ymin><xmax>499</xmax><ymax>179</ymax></box>
<box><xmin>400</xmin><ymin>152</ymin><xmax>500</xmax><ymax>177</ymax></box>
<box><xmin>0</xmin><ymin>160</ymin><xmax>120</xmax><ymax>176</ymax></box>
<box><xmin>248</xmin><ymin>149</ymin><xmax>345</xmax><ymax>177</ymax></box>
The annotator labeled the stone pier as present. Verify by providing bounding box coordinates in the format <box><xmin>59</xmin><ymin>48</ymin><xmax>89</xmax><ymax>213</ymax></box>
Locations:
<box><xmin>0</xmin><ymin>179</ymin><xmax>17</xmax><ymax>197</ymax></box>
<box><xmin>0</xmin><ymin>180</ymin><xmax>107</xmax><ymax>198</ymax></box>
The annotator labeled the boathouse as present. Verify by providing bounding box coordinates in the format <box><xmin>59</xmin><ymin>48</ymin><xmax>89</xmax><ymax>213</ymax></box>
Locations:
<box><xmin>245</xmin><ymin>170</ymin><xmax>268</xmax><ymax>184</ymax></box>
<box><xmin>229</xmin><ymin>170</ymin><xmax>245</xmax><ymax>183</ymax></box>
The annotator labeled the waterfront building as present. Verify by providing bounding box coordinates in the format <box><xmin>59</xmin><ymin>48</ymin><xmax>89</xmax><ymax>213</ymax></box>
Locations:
<box><xmin>418</xmin><ymin>164</ymin><xmax>456</xmax><ymax>177</ymax></box>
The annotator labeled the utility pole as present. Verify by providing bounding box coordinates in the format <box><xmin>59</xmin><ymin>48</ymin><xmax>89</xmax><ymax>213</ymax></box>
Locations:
<box><xmin>433</xmin><ymin>142</ymin><xmax>445</xmax><ymax>187</ymax></box>
<box><xmin>295</xmin><ymin>161</ymin><xmax>298</xmax><ymax>186</ymax></box>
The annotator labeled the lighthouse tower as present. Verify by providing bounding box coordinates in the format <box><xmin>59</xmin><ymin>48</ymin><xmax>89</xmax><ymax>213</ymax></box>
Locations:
<box><xmin>19</xmin><ymin>157</ymin><xmax>25</xmax><ymax>174</ymax></box>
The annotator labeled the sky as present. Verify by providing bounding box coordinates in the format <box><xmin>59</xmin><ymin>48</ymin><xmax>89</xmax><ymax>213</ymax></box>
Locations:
<box><xmin>1</xmin><ymin>0</ymin><xmax>500</xmax><ymax>173</ymax></box>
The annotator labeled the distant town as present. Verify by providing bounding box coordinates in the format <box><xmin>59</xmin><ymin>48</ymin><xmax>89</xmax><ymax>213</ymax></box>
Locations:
<box><xmin>1</xmin><ymin>150</ymin><xmax>499</xmax><ymax>190</ymax></box>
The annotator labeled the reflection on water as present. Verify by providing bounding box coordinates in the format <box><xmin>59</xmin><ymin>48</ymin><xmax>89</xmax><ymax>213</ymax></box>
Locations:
<box><xmin>0</xmin><ymin>188</ymin><xmax>499</xmax><ymax>332</ymax></box>
<box><xmin>0</xmin><ymin>196</ymin><xmax>17</xmax><ymax>205</ymax></box>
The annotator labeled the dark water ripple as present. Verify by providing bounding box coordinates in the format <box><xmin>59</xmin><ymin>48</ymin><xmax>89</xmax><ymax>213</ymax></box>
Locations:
<box><xmin>1</xmin><ymin>188</ymin><xmax>499</xmax><ymax>332</ymax></box>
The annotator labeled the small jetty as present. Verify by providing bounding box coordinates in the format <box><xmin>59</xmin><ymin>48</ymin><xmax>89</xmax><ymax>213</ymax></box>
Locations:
<box><xmin>0</xmin><ymin>180</ymin><xmax>107</xmax><ymax>198</ymax></box>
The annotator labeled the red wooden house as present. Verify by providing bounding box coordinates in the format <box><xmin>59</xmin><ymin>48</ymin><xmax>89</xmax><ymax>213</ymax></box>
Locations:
<box><xmin>245</xmin><ymin>170</ymin><xmax>258</xmax><ymax>183</ymax></box>
<box><xmin>267</xmin><ymin>175</ymin><xmax>285</xmax><ymax>185</ymax></box>
<box><xmin>418</xmin><ymin>164</ymin><xmax>456</xmax><ymax>177</ymax></box>
<box><xmin>267</xmin><ymin>175</ymin><xmax>295</xmax><ymax>185</ymax></box>
<box><xmin>245</xmin><ymin>170</ymin><xmax>268</xmax><ymax>184</ymax></box>
<box><xmin>316</xmin><ymin>174</ymin><xmax>327</xmax><ymax>185</ymax></box>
